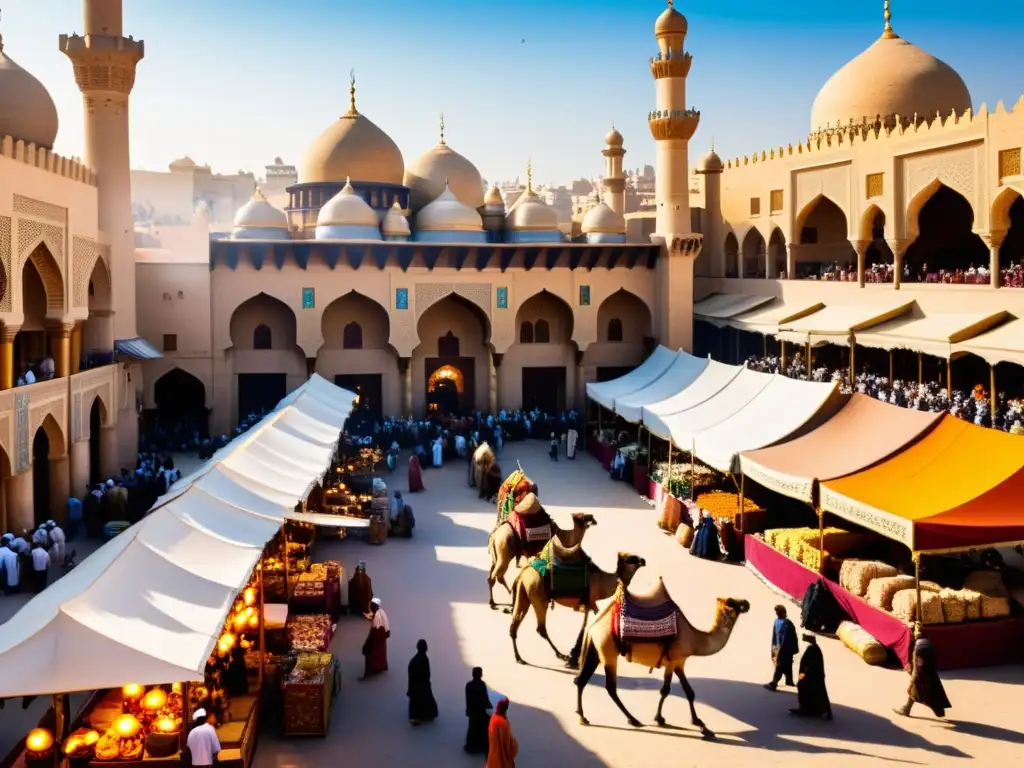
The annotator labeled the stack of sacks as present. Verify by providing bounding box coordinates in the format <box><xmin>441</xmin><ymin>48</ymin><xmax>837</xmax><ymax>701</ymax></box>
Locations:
<box><xmin>797</xmin><ymin>528</ymin><xmax>865</xmax><ymax>571</ymax></box>
<box><xmin>891</xmin><ymin>589</ymin><xmax>944</xmax><ymax>624</ymax></box>
<box><xmin>938</xmin><ymin>588</ymin><xmax>966</xmax><ymax>623</ymax></box>
<box><xmin>964</xmin><ymin>571</ymin><xmax>1012</xmax><ymax>618</ymax></box>
<box><xmin>675</xmin><ymin>522</ymin><xmax>694</xmax><ymax>548</ymax></box>
<box><xmin>840</xmin><ymin>560</ymin><xmax>900</xmax><ymax>598</ymax></box>
<box><xmin>836</xmin><ymin>620</ymin><xmax>887</xmax><ymax>665</ymax></box>
<box><xmin>867</xmin><ymin>575</ymin><xmax>917</xmax><ymax>610</ymax></box>
<box><xmin>771</xmin><ymin>528</ymin><xmax>820</xmax><ymax>559</ymax></box>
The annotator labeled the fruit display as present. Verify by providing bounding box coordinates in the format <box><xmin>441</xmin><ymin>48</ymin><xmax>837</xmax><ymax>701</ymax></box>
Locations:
<box><xmin>288</xmin><ymin>614</ymin><xmax>333</xmax><ymax>651</ymax></box>
<box><xmin>695</xmin><ymin>491</ymin><xmax>761</xmax><ymax>522</ymax></box>
<box><xmin>62</xmin><ymin>729</ymin><xmax>99</xmax><ymax>759</ymax></box>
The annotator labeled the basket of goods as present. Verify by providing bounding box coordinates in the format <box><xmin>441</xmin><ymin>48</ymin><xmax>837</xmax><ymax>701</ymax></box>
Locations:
<box><xmin>144</xmin><ymin>714</ymin><xmax>182</xmax><ymax>759</ymax></box>
<box><xmin>836</xmin><ymin>620</ymin><xmax>887</xmax><ymax>665</ymax></box>
<box><xmin>963</xmin><ymin>571</ymin><xmax>1012</xmax><ymax>618</ymax></box>
<box><xmin>866</xmin><ymin>575</ymin><xmax>916</xmax><ymax>611</ymax></box>
<box><xmin>839</xmin><ymin>560</ymin><xmax>900</xmax><ymax>598</ymax></box>
<box><xmin>694</xmin><ymin>492</ymin><xmax>761</xmax><ymax>525</ymax></box>
<box><xmin>288</xmin><ymin>614</ymin><xmax>333</xmax><ymax>652</ymax></box>
<box><xmin>62</xmin><ymin>729</ymin><xmax>100</xmax><ymax>761</ymax></box>
<box><xmin>657</xmin><ymin>495</ymin><xmax>683</xmax><ymax>533</ymax></box>
<box><xmin>769</xmin><ymin>528</ymin><xmax>819</xmax><ymax>559</ymax></box>
<box><xmin>283</xmin><ymin>653</ymin><xmax>335</xmax><ymax>737</ymax></box>
<box><xmin>95</xmin><ymin>715</ymin><xmax>144</xmax><ymax>762</ymax></box>
<box><xmin>891</xmin><ymin>589</ymin><xmax>944</xmax><ymax>624</ymax></box>
<box><xmin>675</xmin><ymin>522</ymin><xmax>694</xmax><ymax>548</ymax></box>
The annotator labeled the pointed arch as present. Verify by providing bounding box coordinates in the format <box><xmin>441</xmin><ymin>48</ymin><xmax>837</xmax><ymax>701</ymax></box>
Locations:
<box><xmin>768</xmin><ymin>227</ymin><xmax>787</xmax><ymax>278</ymax></box>
<box><xmin>904</xmin><ymin>183</ymin><xmax>987</xmax><ymax>280</ymax></box>
<box><xmin>724</xmin><ymin>232</ymin><xmax>739</xmax><ymax>278</ymax></box>
<box><xmin>24</xmin><ymin>242</ymin><xmax>65</xmax><ymax>317</ymax></box>
<box><xmin>34</xmin><ymin>412</ymin><xmax>67</xmax><ymax>459</ymax></box>
<box><xmin>84</xmin><ymin>389</ymin><xmax>112</xmax><ymax>431</ymax></box>
<box><xmin>230</xmin><ymin>292</ymin><xmax>298</xmax><ymax>350</ymax></box>
<box><xmin>741</xmin><ymin>227</ymin><xmax>766</xmax><ymax>278</ymax></box>
<box><xmin>906</xmin><ymin>178</ymin><xmax>946</xmax><ymax>241</ymax></box>
<box><xmin>797</xmin><ymin>194</ymin><xmax>848</xmax><ymax>243</ymax></box>
<box><xmin>596</xmin><ymin>289</ymin><xmax>651</xmax><ymax>344</ymax></box>
<box><xmin>859</xmin><ymin>203</ymin><xmax>888</xmax><ymax>243</ymax></box>
<box><xmin>515</xmin><ymin>289</ymin><xmax>574</xmax><ymax>344</ymax></box>
<box><xmin>992</xmin><ymin>186</ymin><xmax>1023</xmax><ymax>235</ymax></box>
<box><xmin>321</xmin><ymin>290</ymin><xmax>391</xmax><ymax>350</ymax></box>
<box><xmin>253</xmin><ymin>324</ymin><xmax>272</xmax><ymax>349</ymax></box>
<box><xmin>519</xmin><ymin>321</ymin><xmax>534</xmax><ymax>344</ymax></box>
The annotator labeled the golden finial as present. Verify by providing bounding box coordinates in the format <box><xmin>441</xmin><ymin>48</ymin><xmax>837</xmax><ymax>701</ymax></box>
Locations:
<box><xmin>882</xmin><ymin>0</ymin><xmax>898</xmax><ymax>39</ymax></box>
<box><xmin>526</xmin><ymin>158</ymin><xmax>534</xmax><ymax>194</ymax></box>
<box><xmin>711</xmin><ymin>136</ymin><xmax>716</xmax><ymax>152</ymax></box>
<box><xmin>347</xmin><ymin>69</ymin><xmax>358</xmax><ymax>115</ymax></box>
<box><xmin>439</xmin><ymin>110</ymin><xmax>446</xmax><ymax>146</ymax></box>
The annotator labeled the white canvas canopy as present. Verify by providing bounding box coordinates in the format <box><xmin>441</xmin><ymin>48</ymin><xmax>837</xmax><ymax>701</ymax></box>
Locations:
<box><xmin>643</xmin><ymin>360</ymin><xmax>743</xmax><ymax>440</ymax></box>
<box><xmin>659</xmin><ymin>367</ymin><xmax>775</xmax><ymax>449</ymax></box>
<box><xmin>692</xmin><ymin>377</ymin><xmax>841</xmax><ymax>472</ymax></box>
<box><xmin>0</xmin><ymin>374</ymin><xmax>356</xmax><ymax>698</ymax></box>
<box><xmin>586</xmin><ymin>345</ymin><xmax>678</xmax><ymax>410</ymax></box>
<box><xmin>615</xmin><ymin>352</ymin><xmax>708</xmax><ymax>423</ymax></box>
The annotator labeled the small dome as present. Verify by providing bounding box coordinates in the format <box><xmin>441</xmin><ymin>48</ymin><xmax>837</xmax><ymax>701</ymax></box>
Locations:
<box><xmin>301</xmin><ymin>85</ymin><xmax>404</xmax><ymax>184</ymax></box>
<box><xmin>810</xmin><ymin>30</ymin><xmax>971</xmax><ymax>131</ymax></box>
<box><xmin>317</xmin><ymin>178</ymin><xmax>379</xmax><ymax>228</ymax></box>
<box><xmin>233</xmin><ymin>190</ymin><xmax>288</xmax><ymax>229</ymax></box>
<box><xmin>0</xmin><ymin>35</ymin><xmax>59</xmax><ymax>148</ymax></box>
<box><xmin>698</xmin><ymin>149</ymin><xmax>723</xmax><ymax>172</ymax></box>
<box><xmin>415</xmin><ymin>182</ymin><xmax>484</xmax><ymax>232</ymax></box>
<box><xmin>484</xmin><ymin>184</ymin><xmax>505</xmax><ymax>208</ymax></box>
<box><xmin>404</xmin><ymin>143</ymin><xmax>484</xmax><ymax>213</ymax></box>
<box><xmin>582</xmin><ymin>202</ymin><xmax>625</xmax><ymax>234</ymax></box>
<box><xmin>605</xmin><ymin>127</ymin><xmax>624</xmax><ymax>147</ymax></box>
<box><xmin>506</xmin><ymin>191</ymin><xmax>558</xmax><ymax>231</ymax></box>
<box><xmin>655</xmin><ymin>2</ymin><xmax>687</xmax><ymax>39</ymax></box>
<box><xmin>382</xmin><ymin>201</ymin><xmax>411</xmax><ymax>236</ymax></box>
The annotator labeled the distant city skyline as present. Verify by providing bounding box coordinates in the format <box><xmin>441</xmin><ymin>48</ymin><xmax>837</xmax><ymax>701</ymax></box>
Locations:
<box><xmin>4</xmin><ymin>0</ymin><xmax>1022</xmax><ymax>185</ymax></box>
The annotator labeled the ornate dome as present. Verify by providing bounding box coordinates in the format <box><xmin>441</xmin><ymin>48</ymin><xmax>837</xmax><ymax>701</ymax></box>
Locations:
<box><xmin>382</xmin><ymin>201</ymin><xmax>411</xmax><ymax>237</ymax></box>
<box><xmin>0</xmin><ymin>33</ymin><xmax>59</xmax><ymax>148</ymax></box>
<box><xmin>404</xmin><ymin>131</ymin><xmax>484</xmax><ymax>213</ymax></box>
<box><xmin>415</xmin><ymin>182</ymin><xmax>484</xmax><ymax>232</ymax></box>
<box><xmin>300</xmin><ymin>79</ymin><xmax>404</xmax><ymax>184</ymax></box>
<box><xmin>582</xmin><ymin>202</ymin><xmax>625</xmax><ymax>234</ymax></box>
<box><xmin>605</xmin><ymin>127</ymin><xmax>624</xmax><ymax>147</ymax></box>
<box><xmin>317</xmin><ymin>178</ymin><xmax>379</xmax><ymax>228</ymax></box>
<box><xmin>484</xmin><ymin>184</ymin><xmax>505</xmax><ymax>208</ymax></box>
<box><xmin>697</xmin><ymin>148</ymin><xmax>723</xmax><ymax>172</ymax></box>
<box><xmin>810</xmin><ymin>14</ymin><xmax>971</xmax><ymax>132</ymax></box>
<box><xmin>506</xmin><ymin>191</ymin><xmax>558</xmax><ymax>231</ymax></box>
<box><xmin>655</xmin><ymin>1</ymin><xmax>687</xmax><ymax>39</ymax></box>
<box><xmin>233</xmin><ymin>190</ymin><xmax>288</xmax><ymax>230</ymax></box>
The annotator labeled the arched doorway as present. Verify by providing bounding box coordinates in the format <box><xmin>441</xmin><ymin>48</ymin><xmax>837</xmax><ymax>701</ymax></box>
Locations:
<box><xmin>724</xmin><ymin>233</ymin><xmax>739</xmax><ymax>278</ymax></box>
<box><xmin>32</xmin><ymin>429</ymin><xmax>50</xmax><ymax>528</ymax></box>
<box><xmin>88</xmin><ymin>397</ymin><xmax>106</xmax><ymax>485</ymax></box>
<box><xmin>861</xmin><ymin>206</ymin><xmax>894</xmax><ymax>282</ymax></box>
<box><xmin>154</xmin><ymin>368</ymin><xmax>208</xmax><ymax>439</ymax></box>
<box><xmin>427</xmin><ymin>364</ymin><xmax>464</xmax><ymax>414</ymax></box>
<box><xmin>997</xmin><ymin>193</ymin><xmax>1024</xmax><ymax>287</ymax></box>
<box><xmin>513</xmin><ymin>290</ymin><xmax>575</xmax><ymax>412</ymax></box>
<box><xmin>768</xmin><ymin>228</ymin><xmax>787</xmax><ymax>278</ymax></box>
<box><xmin>742</xmin><ymin>229</ymin><xmax>766</xmax><ymax>278</ymax></box>
<box><xmin>83</xmin><ymin>257</ymin><xmax>113</xmax><ymax>367</ymax></box>
<box><xmin>905</xmin><ymin>184</ymin><xmax>987</xmax><ymax>282</ymax></box>
<box><xmin>414</xmin><ymin>294</ymin><xmax>491</xmax><ymax>415</ymax></box>
<box><xmin>797</xmin><ymin>195</ymin><xmax>851</xmax><ymax>279</ymax></box>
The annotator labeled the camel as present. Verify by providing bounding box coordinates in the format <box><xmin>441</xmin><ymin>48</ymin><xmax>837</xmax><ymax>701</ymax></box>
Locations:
<box><xmin>487</xmin><ymin>510</ymin><xmax>596</xmax><ymax>611</ymax></box>
<box><xmin>574</xmin><ymin>580</ymin><xmax>750</xmax><ymax>738</ymax></box>
<box><xmin>510</xmin><ymin>548</ymin><xmax>646</xmax><ymax>667</ymax></box>
<box><xmin>472</xmin><ymin>443</ymin><xmax>500</xmax><ymax>500</ymax></box>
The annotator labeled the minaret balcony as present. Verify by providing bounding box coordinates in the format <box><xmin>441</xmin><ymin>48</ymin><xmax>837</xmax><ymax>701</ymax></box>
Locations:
<box><xmin>60</xmin><ymin>33</ymin><xmax>144</xmax><ymax>94</ymax></box>
<box><xmin>648</xmin><ymin>110</ymin><xmax>700</xmax><ymax>141</ymax></box>
<box><xmin>649</xmin><ymin>55</ymin><xmax>692</xmax><ymax>79</ymax></box>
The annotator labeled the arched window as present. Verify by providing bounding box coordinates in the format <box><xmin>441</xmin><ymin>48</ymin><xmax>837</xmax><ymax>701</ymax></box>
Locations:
<box><xmin>534</xmin><ymin>319</ymin><xmax>550</xmax><ymax>343</ymax></box>
<box><xmin>438</xmin><ymin>331</ymin><xmax>460</xmax><ymax>357</ymax></box>
<box><xmin>607</xmin><ymin>318</ymin><xmax>623</xmax><ymax>342</ymax></box>
<box><xmin>519</xmin><ymin>321</ymin><xmax>534</xmax><ymax>344</ymax></box>
<box><xmin>343</xmin><ymin>322</ymin><xmax>363</xmax><ymax>349</ymax></box>
<box><xmin>253</xmin><ymin>324</ymin><xmax>272</xmax><ymax>350</ymax></box>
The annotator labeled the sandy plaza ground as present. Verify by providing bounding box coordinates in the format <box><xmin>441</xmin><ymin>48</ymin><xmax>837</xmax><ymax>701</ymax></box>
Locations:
<box><xmin>2</xmin><ymin>442</ymin><xmax>1023</xmax><ymax>767</ymax></box>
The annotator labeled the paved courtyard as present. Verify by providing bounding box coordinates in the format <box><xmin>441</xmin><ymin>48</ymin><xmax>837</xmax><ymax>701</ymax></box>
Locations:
<box><xmin>3</xmin><ymin>443</ymin><xmax>1022</xmax><ymax>767</ymax></box>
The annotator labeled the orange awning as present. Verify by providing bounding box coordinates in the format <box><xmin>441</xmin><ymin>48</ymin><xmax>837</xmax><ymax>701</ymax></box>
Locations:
<box><xmin>819</xmin><ymin>415</ymin><xmax>1024</xmax><ymax>551</ymax></box>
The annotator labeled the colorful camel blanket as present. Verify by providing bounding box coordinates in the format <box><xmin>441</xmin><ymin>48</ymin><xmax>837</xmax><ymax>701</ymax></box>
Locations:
<box><xmin>612</xmin><ymin>593</ymin><xmax>678</xmax><ymax>645</ymax></box>
<box><xmin>497</xmin><ymin>470</ymin><xmax>532</xmax><ymax>524</ymax></box>
<box><xmin>531</xmin><ymin>540</ymin><xmax>589</xmax><ymax>597</ymax></box>
<box><xmin>505</xmin><ymin>509</ymin><xmax>551</xmax><ymax>557</ymax></box>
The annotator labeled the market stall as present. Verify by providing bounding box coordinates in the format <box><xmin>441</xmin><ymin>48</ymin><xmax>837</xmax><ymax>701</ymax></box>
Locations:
<box><xmin>614</xmin><ymin>352</ymin><xmax>708</xmax><ymax>423</ymax></box>
<box><xmin>642</xmin><ymin>359</ymin><xmax>742</xmax><ymax>441</ymax></box>
<box><xmin>585</xmin><ymin>345</ymin><xmax>680</xmax><ymax>411</ymax></box>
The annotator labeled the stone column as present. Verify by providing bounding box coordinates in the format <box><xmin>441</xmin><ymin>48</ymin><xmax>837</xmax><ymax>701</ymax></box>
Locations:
<box><xmin>7</xmin><ymin>469</ymin><xmax>34</xmax><ymax>533</ymax></box>
<box><xmin>0</xmin><ymin>325</ymin><xmax>18</xmax><ymax>390</ymax></box>
<box><xmin>70</xmin><ymin>439</ymin><xmax>90</xmax><ymax>500</ymax></box>
<box><xmin>852</xmin><ymin>240</ymin><xmax>869</xmax><ymax>287</ymax></box>
<box><xmin>489</xmin><ymin>353</ymin><xmax>502</xmax><ymax>414</ymax></box>
<box><xmin>786</xmin><ymin>243</ymin><xmax>797</xmax><ymax>280</ymax></box>
<box><xmin>398</xmin><ymin>358</ymin><xmax>412</xmax><ymax>417</ymax></box>
<box><xmin>49</xmin><ymin>455</ymin><xmax>71</xmax><ymax>524</ymax></box>
<box><xmin>982</xmin><ymin>232</ymin><xmax>1005</xmax><ymax>288</ymax></box>
<box><xmin>887</xmin><ymin>239</ymin><xmax>906</xmax><ymax>289</ymax></box>
<box><xmin>101</xmin><ymin>425</ymin><xmax>120</xmax><ymax>478</ymax></box>
<box><xmin>50</xmin><ymin>323</ymin><xmax>74</xmax><ymax>379</ymax></box>
<box><xmin>71</xmin><ymin>322</ymin><xmax>84</xmax><ymax>374</ymax></box>
<box><xmin>575</xmin><ymin>349</ymin><xmax>586</xmax><ymax>411</ymax></box>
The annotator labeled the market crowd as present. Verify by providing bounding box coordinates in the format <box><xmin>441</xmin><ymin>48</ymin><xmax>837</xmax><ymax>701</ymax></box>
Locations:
<box><xmin>788</xmin><ymin>257</ymin><xmax>1023</xmax><ymax>286</ymax></box>
<box><xmin>744</xmin><ymin>354</ymin><xmax>1024</xmax><ymax>434</ymax></box>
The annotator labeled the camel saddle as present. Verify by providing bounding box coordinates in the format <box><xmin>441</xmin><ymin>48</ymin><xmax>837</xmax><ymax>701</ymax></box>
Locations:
<box><xmin>531</xmin><ymin>539</ymin><xmax>589</xmax><ymax>598</ymax></box>
<box><xmin>613</xmin><ymin>578</ymin><xmax>679</xmax><ymax>647</ymax></box>
<box><xmin>505</xmin><ymin>493</ymin><xmax>552</xmax><ymax>556</ymax></box>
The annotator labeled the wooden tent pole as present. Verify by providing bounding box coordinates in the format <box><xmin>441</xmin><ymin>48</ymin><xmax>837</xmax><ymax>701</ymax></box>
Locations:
<box><xmin>990</xmin><ymin>364</ymin><xmax>997</xmax><ymax>428</ymax></box>
<box><xmin>283</xmin><ymin>526</ymin><xmax>290</xmax><ymax>600</ymax></box>
<box><xmin>258</xmin><ymin>559</ymin><xmax>266</xmax><ymax>692</ymax></box>
<box><xmin>738</xmin><ymin>473</ymin><xmax>745</xmax><ymax>533</ymax></box>
<box><xmin>849</xmin><ymin>341</ymin><xmax>856</xmax><ymax>383</ymax></box>
<box><xmin>52</xmin><ymin>694</ymin><xmax>65</xmax><ymax>768</ymax></box>
<box><xmin>780</xmin><ymin>339</ymin><xmax>787</xmax><ymax>371</ymax></box>
<box><xmin>917</xmin><ymin>352</ymin><xmax>923</xmax><ymax>385</ymax></box>
<box><xmin>889</xmin><ymin>349</ymin><xmax>894</xmax><ymax>382</ymax></box>
<box><xmin>946</xmin><ymin>358</ymin><xmax>952</xmax><ymax>391</ymax></box>
<box><xmin>817</xmin><ymin>508</ymin><xmax>825</xmax><ymax>574</ymax></box>
<box><xmin>180</xmin><ymin>682</ymin><xmax>191</xmax><ymax>750</ymax></box>
<box><xmin>913</xmin><ymin>552</ymin><xmax>923</xmax><ymax>639</ymax></box>
<box><xmin>689</xmin><ymin>441</ymin><xmax>696</xmax><ymax>500</ymax></box>
<box><xmin>806</xmin><ymin>343</ymin><xmax>812</xmax><ymax>379</ymax></box>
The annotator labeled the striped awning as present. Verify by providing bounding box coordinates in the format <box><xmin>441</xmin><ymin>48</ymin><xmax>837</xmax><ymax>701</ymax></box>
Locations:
<box><xmin>115</xmin><ymin>337</ymin><xmax>163</xmax><ymax>360</ymax></box>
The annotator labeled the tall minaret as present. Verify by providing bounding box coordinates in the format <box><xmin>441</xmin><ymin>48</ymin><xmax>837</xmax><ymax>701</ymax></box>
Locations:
<box><xmin>601</xmin><ymin>127</ymin><xmax>626</xmax><ymax>216</ymax></box>
<box><xmin>61</xmin><ymin>0</ymin><xmax>144</xmax><ymax>341</ymax></box>
<box><xmin>649</xmin><ymin>0</ymin><xmax>702</xmax><ymax>351</ymax></box>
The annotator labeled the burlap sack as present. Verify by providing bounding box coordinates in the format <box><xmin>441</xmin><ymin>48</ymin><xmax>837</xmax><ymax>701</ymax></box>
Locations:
<box><xmin>675</xmin><ymin>522</ymin><xmax>694</xmax><ymax>548</ymax></box>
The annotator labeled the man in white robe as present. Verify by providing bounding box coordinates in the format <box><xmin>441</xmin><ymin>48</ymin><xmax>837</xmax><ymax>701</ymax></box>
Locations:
<box><xmin>432</xmin><ymin>438</ymin><xmax>443</xmax><ymax>468</ymax></box>
<box><xmin>46</xmin><ymin>521</ymin><xmax>66</xmax><ymax>564</ymax></box>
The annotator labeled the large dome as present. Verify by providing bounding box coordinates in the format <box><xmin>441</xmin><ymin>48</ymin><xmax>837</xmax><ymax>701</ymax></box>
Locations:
<box><xmin>300</xmin><ymin>83</ymin><xmax>404</xmax><ymax>184</ymax></box>
<box><xmin>404</xmin><ymin>143</ymin><xmax>484</xmax><ymax>213</ymax></box>
<box><xmin>0</xmin><ymin>37</ymin><xmax>59</xmax><ymax>148</ymax></box>
<box><xmin>810</xmin><ymin>27</ymin><xmax>971</xmax><ymax>132</ymax></box>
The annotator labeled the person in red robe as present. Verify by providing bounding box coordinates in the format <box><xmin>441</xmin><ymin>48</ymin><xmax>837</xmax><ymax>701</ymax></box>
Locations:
<box><xmin>486</xmin><ymin>697</ymin><xmax>518</xmax><ymax>768</ymax></box>
<box><xmin>408</xmin><ymin>455</ymin><xmax>425</xmax><ymax>493</ymax></box>
<box><xmin>361</xmin><ymin>597</ymin><xmax>390</xmax><ymax>679</ymax></box>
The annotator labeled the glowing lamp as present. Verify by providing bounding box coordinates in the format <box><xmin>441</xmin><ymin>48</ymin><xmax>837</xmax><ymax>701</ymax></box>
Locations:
<box><xmin>113</xmin><ymin>715</ymin><xmax>141</xmax><ymax>739</ymax></box>
<box><xmin>231</xmin><ymin>613</ymin><xmax>248</xmax><ymax>632</ymax></box>
<box><xmin>244</xmin><ymin>606</ymin><xmax>255</xmax><ymax>617</ymax></box>
<box><xmin>26</xmin><ymin>728</ymin><xmax>54</xmax><ymax>757</ymax></box>
<box><xmin>155</xmin><ymin>717</ymin><xmax>179</xmax><ymax>734</ymax></box>
<box><xmin>83</xmin><ymin>731</ymin><xmax>99</xmax><ymax>746</ymax></box>
<box><xmin>122</xmin><ymin>683</ymin><xmax>144</xmax><ymax>701</ymax></box>
<box><xmin>243</xmin><ymin>587</ymin><xmax>256</xmax><ymax>606</ymax></box>
<box><xmin>62</xmin><ymin>736</ymin><xmax>84</xmax><ymax>756</ymax></box>
<box><xmin>217</xmin><ymin>632</ymin><xmax>236</xmax><ymax>654</ymax></box>
<box><xmin>142</xmin><ymin>689</ymin><xmax>167</xmax><ymax>712</ymax></box>
<box><xmin>171</xmin><ymin>683</ymin><xmax>182</xmax><ymax>694</ymax></box>
<box><xmin>247</xmin><ymin>614</ymin><xmax>259</xmax><ymax>629</ymax></box>
<box><xmin>347</xmin><ymin>464</ymin><xmax>354</xmax><ymax>471</ymax></box>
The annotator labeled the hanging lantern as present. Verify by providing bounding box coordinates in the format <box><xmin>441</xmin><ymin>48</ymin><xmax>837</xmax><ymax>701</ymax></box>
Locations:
<box><xmin>122</xmin><ymin>683</ymin><xmax>144</xmax><ymax>701</ymax></box>
<box><xmin>231</xmin><ymin>613</ymin><xmax>248</xmax><ymax>632</ymax></box>
<box><xmin>247</xmin><ymin>613</ymin><xmax>259</xmax><ymax>629</ymax></box>
<box><xmin>154</xmin><ymin>717</ymin><xmax>180</xmax><ymax>734</ymax></box>
<box><xmin>171</xmin><ymin>683</ymin><xmax>182</xmax><ymax>694</ymax></box>
<box><xmin>142</xmin><ymin>689</ymin><xmax>167</xmax><ymax>712</ymax></box>
<box><xmin>217</xmin><ymin>632</ymin><xmax>236</xmax><ymax>655</ymax></box>
<box><xmin>25</xmin><ymin>729</ymin><xmax>54</xmax><ymax>759</ymax></box>
<box><xmin>242</xmin><ymin>587</ymin><xmax>256</xmax><ymax>606</ymax></box>
<box><xmin>112</xmin><ymin>715</ymin><xmax>141</xmax><ymax>738</ymax></box>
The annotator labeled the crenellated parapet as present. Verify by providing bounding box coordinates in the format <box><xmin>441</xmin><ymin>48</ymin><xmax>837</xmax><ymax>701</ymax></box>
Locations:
<box><xmin>0</xmin><ymin>134</ymin><xmax>98</xmax><ymax>186</ymax></box>
<box><xmin>648</xmin><ymin>109</ymin><xmax>700</xmax><ymax>141</ymax></box>
<box><xmin>60</xmin><ymin>32</ymin><xmax>144</xmax><ymax>95</ymax></box>
<box><xmin>722</xmin><ymin>97</ymin><xmax>1024</xmax><ymax>171</ymax></box>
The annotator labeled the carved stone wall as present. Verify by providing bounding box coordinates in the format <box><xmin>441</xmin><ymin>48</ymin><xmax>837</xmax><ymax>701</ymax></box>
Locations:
<box><xmin>72</xmin><ymin>235</ymin><xmax>105</xmax><ymax>307</ymax></box>
<box><xmin>902</xmin><ymin>143</ymin><xmax>984</xmax><ymax>229</ymax></box>
<box><xmin>14</xmin><ymin>194</ymin><xmax>67</xmax><ymax>225</ymax></box>
<box><xmin>414</xmin><ymin>282</ymin><xmax>492</xmax><ymax>322</ymax></box>
<box><xmin>0</xmin><ymin>215</ymin><xmax>10</xmax><ymax>313</ymax></box>
<box><xmin>16</xmin><ymin>218</ymin><xmax>66</xmax><ymax>314</ymax></box>
<box><xmin>794</xmin><ymin>163</ymin><xmax>852</xmax><ymax>231</ymax></box>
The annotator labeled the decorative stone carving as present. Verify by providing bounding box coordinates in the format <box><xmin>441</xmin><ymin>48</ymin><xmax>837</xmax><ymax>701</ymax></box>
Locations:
<box><xmin>0</xmin><ymin>216</ymin><xmax>10</xmax><ymax>312</ymax></box>
<box><xmin>73</xmin><ymin>236</ymin><xmax>104</xmax><ymax>307</ymax></box>
<box><xmin>71</xmin><ymin>393</ymin><xmax>84</xmax><ymax>442</ymax></box>
<box><xmin>904</xmin><ymin>146</ymin><xmax>976</xmax><ymax>211</ymax></box>
<box><xmin>795</xmin><ymin>164</ymin><xmax>851</xmax><ymax>219</ymax></box>
<box><xmin>17</xmin><ymin>219</ymin><xmax>64</xmax><ymax>271</ymax></box>
<box><xmin>414</xmin><ymin>282</ymin><xmax>492</xmax><ymax>320</ymax></box>
<box><xmin>13</xmin><ymin>195</ymin><xmax>67</xmax><ymax>224</ymax></box>
<box><xmin>14</xmin><ymin>393</ymin><xmax>29</xmax><ymax>474</ymax></box>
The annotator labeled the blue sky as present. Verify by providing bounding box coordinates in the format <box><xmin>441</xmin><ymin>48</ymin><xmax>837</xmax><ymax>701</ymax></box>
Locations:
<box><xmin>4</xmin><ymin>0</ymin><xmax>1022</xmax><ymax>184</ymax></box>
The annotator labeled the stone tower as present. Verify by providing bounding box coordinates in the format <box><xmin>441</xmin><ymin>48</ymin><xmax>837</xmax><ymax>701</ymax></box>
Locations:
<box><xmin>601</xmin><ymin>127</ymin><xmax>626</xmax><ymax>215</ymax></box>
<box><xmin>61</xmin><ymin>0</ymin><xmax>144</xmax><ymax>341</ymax></box>
<box><xmin>649</xmin><ymin>0</ymin><xmax>702</xmax><ymax>351</ymax></box>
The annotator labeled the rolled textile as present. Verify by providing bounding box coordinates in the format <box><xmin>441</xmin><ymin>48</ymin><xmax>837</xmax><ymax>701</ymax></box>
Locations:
<box><xmin>836</xmin><ymin>620</ymin><xmax>887</xmax><ymax>666</ymax></box>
